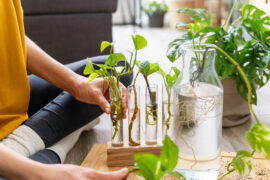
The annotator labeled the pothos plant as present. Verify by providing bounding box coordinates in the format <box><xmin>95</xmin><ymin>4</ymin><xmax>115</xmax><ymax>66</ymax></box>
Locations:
<box><xmin>137</xmin><ymin>61</ymin><xmax>160</xmax><ymax>126</ymax></box>
<box><xmin>83</xmin><ymin>34</ymin><xmax>147</xmax><ymax>141</ymax></box>
<box><xmin>165</xmin><ymin>1</ymin><xmax>270</xmax><ymax>179</ymax></box>
<box><xmin>159</xmin><ymin>67</ymin><xmax>180</xmax><ymax>135</ymax></box>
<box><xmin>130</xmin><ymin>135</ymin><xmax>185</xmax><ymax>180</ymax></box>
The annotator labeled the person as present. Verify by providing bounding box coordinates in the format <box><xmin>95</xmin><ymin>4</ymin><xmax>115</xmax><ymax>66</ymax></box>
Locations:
<box><xmin>0</xmin><ymin>1</ymin><xmax>132</xmax><ymax>179</ymax></box>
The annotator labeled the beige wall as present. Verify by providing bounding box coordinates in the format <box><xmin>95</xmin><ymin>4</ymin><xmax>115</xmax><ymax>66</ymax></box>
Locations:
<box><xmin>250</xmin><ymin>0</ymin><xmax>270</xmax><ymax>15</ymax></box>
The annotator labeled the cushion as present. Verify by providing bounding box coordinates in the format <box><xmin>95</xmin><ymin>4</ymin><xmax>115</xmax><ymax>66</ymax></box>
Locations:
<box><xmin>21</xmin><ymin>0</ymin><xmax>118</xmax><ymax>15</ymax></box>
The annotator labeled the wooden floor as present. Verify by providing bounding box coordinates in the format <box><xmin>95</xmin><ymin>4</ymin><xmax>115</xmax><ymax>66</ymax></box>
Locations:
<box><xmin>65</xmin><ymin>25</ymin><xmax>270</xmax><ymax>165</ymax></box>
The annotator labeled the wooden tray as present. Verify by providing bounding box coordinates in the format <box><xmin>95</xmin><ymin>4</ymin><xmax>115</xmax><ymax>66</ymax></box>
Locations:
<box><xmin>81</xmin><ymin>144</ymin><xmax>270</xmax><ymax>180</ymax></box>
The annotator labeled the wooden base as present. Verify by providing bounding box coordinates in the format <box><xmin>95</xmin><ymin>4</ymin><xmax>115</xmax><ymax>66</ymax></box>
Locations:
<box><xmin>107</xmin><ymin>141</ymin><xmax>162</xmax><ymax>167</ymax></box>
<box><xmin>82</xmin><ymin>144</ymin><xmax>270</xmax><ymax>180</ymax></box>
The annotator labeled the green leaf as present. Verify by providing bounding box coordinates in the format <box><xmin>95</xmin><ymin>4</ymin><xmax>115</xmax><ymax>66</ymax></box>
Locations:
<box><xmin>139</xmin><ymin>61</ymin><xmax>150</xmax><ymax>75</ymax></box>
<box><xmin>160</xmin><ymin>135</ymin><xmax>179</xmax><ymax>171</ymax></box>
<box><xmin>232</xmin><ymin>151</ymin><xmax>253</xmax><ymax>177</ymax></box>
<box><xmin>106</xmin><ymin>53</ymin><xmax>126</xmax><ymax>66</ymax></box>
<box><xmin>83</xmin><ymin>58</ymin><xmax>95</xmax><ymax>75</ymax></box>
<box><xmin>132</xmin><ymin>35</ymin><xmax>148</xmax><ymax>50</ymax></box>
<box><xmin>241</xmin><ymin>4</ymin><xmax>270</xmax><ymax>50</ymax></box>
<box><xmin>176</xmin><ymin>8</ymin><xmax>212</xmax><ymax>28</ymax></box>
<box><xmin>100</xmin><ymin>41</ymin><xmax>112</xmax><ymax>53</ymax></box>
<box><xmin>171</xmin><ymin>67</ymin><xmax>180</xmax><ymax>82</ymax></box>
<box><xmin>86</xmin><ymin>73</ymin><xmax>100</xmax><ymax>83</ymax></box>
<box><xmin>148</xmin><ymin>63</ymin><xmax>159</xmax><ymax>75</ymax></box>
<box><xmin>166</xmin><ymin>74</ymin><xmax>173</xmax><ymax>87</ymax></box>
<box><xmin>166</xmin><ymin>34</ymin><xmax>192</xmax><ymax>63</ymax></box>
<box><xmin>164</xmin><ymin>171</ymin><xmax>185</xmax><ymax>180</ymax></box>
<box><xmin>246</xmin><ymin>124</ymin><xmax>270</xmax><ymax>159</ymax></box>
<box><xmin>134</xmin><ymin>154</ymin><xmax>164</xmax><ymax>180</ymax></box>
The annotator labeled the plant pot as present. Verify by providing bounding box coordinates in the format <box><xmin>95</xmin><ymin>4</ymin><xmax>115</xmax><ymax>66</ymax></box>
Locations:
<box><xmin>148</xmin><ymin>12</ymin><xmax>165</xmax><ymax>27</ymax></box>
<box><xmin>168</xmin><ymin>0</ymin><xmax>195</xmax><ymax>29</ymax></box>
<box><xmin>222</xmin><ymin>78</ymin><xmax>250</xmax><ymax>128</ymax></box>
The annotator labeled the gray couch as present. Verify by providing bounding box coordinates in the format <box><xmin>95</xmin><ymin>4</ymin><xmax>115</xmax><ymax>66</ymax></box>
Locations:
<box><xmin>21</xmin><ymin>0</ymin><xmax>118</xmax><ymax>64</ymax></box>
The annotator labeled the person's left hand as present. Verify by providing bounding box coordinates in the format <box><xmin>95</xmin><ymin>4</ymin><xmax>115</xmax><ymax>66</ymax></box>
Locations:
<box><xmin>73</xmin><ymin>75</ymin><xmax>128</xmax><ymax>118</ymax></box>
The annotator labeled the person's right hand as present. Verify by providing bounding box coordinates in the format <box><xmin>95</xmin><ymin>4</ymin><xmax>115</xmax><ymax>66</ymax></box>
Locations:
<box><xmin>38</xmin><ymin>164</ymin><xmax>128</xmax><ymax>180</ymax></box>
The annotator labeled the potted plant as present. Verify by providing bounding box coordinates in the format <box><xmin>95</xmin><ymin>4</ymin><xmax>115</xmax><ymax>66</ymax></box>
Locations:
<box><xmin>167</xmin><ymin>1</ymin><xmax>270</xmax><ymax>127</ymax></box>
<box><xmin>142</xmin><ymin>0</ymin><xmax>168</xmax><ymax>27</ymax></box>
<box><xmin>155</xmin><ymin>1</ymin><xmax>270</xmax><ymax>179</ymax></box>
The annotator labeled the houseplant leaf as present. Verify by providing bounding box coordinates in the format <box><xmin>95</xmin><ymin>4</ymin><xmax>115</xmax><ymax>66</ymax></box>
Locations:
<box><xmin>83</xmin><ymin>58</ymin><xmax>95</xmax><ymax>75</ymax></box>
<box><xmin>139</xmin><ymin>61</ymin><xmax>150</xmax><ymax>75</ymax></box>
<box><xmin>246</xmin><ymin>124</ymin><xmax>270</xmax><ymax>159</ymax></box>
<box><xmin>100</xmin><ymin>41</ymin><xmax>112</xmax><ymax>53</ymax></box>
<box><xmin>106</xmin><ymin>53</ymin><xmax>126</xmax><ymax>67</ymax></box>
<box><xmin>160</xmin><ymin>135</ymin><xmax>179</xmax><ymax>171</ymax></box>
<box><xmin>134</xmin><ymin>154</ymin><xmax>164</xmax><ymax>180</ymax></box>
<box><xmin>132</xmin><ymin>35</ymin><xmax>147</xmax><ymax>50</ymax></box>
<box><xmin>232</xmin><ymin>150</ymin><xmax>253</xmax><ymax>177</ymax></box>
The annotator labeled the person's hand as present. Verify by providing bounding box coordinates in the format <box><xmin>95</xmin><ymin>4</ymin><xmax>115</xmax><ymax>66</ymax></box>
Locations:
<box><xmin>38</xmin><ymin>164</ymin><xmax>128</xmax><ymax>180</ymax></box>
<box><xmin>73</xmin><ymin>75</ymin><xmax>128</xmax><ymax>118</ymax></box>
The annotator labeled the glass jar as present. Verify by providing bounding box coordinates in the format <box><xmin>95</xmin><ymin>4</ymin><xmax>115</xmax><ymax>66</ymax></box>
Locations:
<box><xmin>145</xmin><ymin>84</ymin><xmax>158</xmax><ymax>145</ymax></box>
<box><xmin>128</xmin><ymin>85</ymin><xmax>141</xmax><ymax>146</ymax></box>
<box><xmin>173</xmin><ymin>43</ymin><xmax>223</xmax><ymax>179</ymax></box>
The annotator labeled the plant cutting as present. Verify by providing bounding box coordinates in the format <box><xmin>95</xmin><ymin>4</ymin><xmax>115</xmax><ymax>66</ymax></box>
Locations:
<box><xmin>158</xmin><ymin>66</ymin><xmax>180</xmax><ymax>136</ymax></box>
<box><xmin>138</xmin><ymin>61</ymin><xmax>160</xmax><ymax>142</ymax></box>
<box><xmin>142</xmin><ymin>0</ymin><xmax>168</xmax><ymax>27</ymax></box>
<box><xmin>165</xmin><ymin>1</ymin><xmax>270</xmax><ymax>179</ymax></box>
<box><xmin>83</xmin><ymin>34</ymin><xmax>147</xmax><ymax>146</ymax></box>
<box><xmin>128</xmin><ymin>72</ymin><xmax>141</xmax><ymax>146</ymax></box>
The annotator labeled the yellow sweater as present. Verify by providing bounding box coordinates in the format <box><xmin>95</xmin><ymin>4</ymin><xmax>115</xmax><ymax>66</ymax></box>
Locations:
<box><xmin>0</xmin><ymin>0</ymin><xmax>30</xmax><ymax>140</ymax></box>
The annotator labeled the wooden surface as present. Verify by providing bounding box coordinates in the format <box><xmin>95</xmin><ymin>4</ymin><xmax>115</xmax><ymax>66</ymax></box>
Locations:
<box><xmin>107</xmin><ymin>142</ymin><xmax>162</xmax><ymax>167</ymax></box>
<box><xmin>81</xmin><ymin>144</ymin><xmax>270</xmax><ymax>180</ymax></box>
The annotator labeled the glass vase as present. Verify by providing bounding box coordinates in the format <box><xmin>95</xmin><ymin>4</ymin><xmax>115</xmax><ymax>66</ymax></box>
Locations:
<box><xmin>162</xmin><ymin>86</ymin><xmax>174</xmax><ymax>139</ymax></box>
<box><xmin>110</xmin><ymin>88</ymin><xmax>123</xmax><ymax>147</ymax></box>
<box><xmin>173</xmin><ymin>43</ymin><xmax>223</xmax><ymax>179</ymax></box>
<box><xmin>128</xmin><ymin>85</ymin><xmax>141</xmax><ymax>146</ymax></box>
<box><xmin>145</xmin><ymin>84</ymin><xmax>158</xmax><ymax>145</ymax></box>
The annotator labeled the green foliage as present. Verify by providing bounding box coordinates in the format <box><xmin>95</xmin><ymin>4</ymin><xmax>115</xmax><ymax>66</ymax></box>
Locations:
<box><xmin>167</xmin><ymin>4</ymin><xmax>270</xmax><ymax>105</ymax></box>
<box><xmin>100</xmin><ymin>41</ymin><xmax>112</xmax><ymax>53</ymax></box>
<box><xmin>142</xmin><ymin>0</ymin><xmax>168</xmax><ymax>16</ymax></box>
<box><xmin>246</xmin><ymin>124</ymin><xmax>270</xmax><ymax>159</ymax></box>
<box><xmin>176</xmin><ymin>8</ymin><xmax>212</xmax><ymax>29</ymax></box>
<box><xmin>160</xmin><ymin>135</ymin><xmax>179</xmax><ymax>171</ymax></box>
<box><xmin>134</xmin><ymin>136</ymin><xmax>185</xmax><ymax>180</ymax></box>
<box><xmin>106</xmin><ymin>53</ymin><xmax>126</xmax><ymax>66</ymax></box>
<box><xmin>132</xmin><ymin>35</ymin><xmax>148</xmax><ymax>50</ymax></box>
<box><xmin>159</xmin><ymin>67</ymin><xmax>180</xmax><ymax>88</ymax></box>
<box><xmin>139</xmin><ymin>61</ymin><xmax>160</xmax><ymax>76</ymax></box>
<box><xmin>232</xmin><ymin>151</ymin><xmax>253</xmax><ymax>177</ymax></box>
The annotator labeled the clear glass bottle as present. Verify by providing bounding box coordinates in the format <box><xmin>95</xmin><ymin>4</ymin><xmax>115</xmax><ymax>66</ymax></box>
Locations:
<box><xmin>145</xmin><ymin>84</ymin><xmax>158</xmax><ymax>145</ymax></box>
<box><xmin>110</xmin><ymin>88</ymin><xmax>123</xmax><ymax>147</ymax></box>
<box><xmin>173</xmin><ymin>43</ymin><xmax>223</xmax><ymax>179</ymax></box>
<box><xmin>128</xmin><ymin>85</ymin><xmax>141</xmax><ymax>146</ymax></box>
